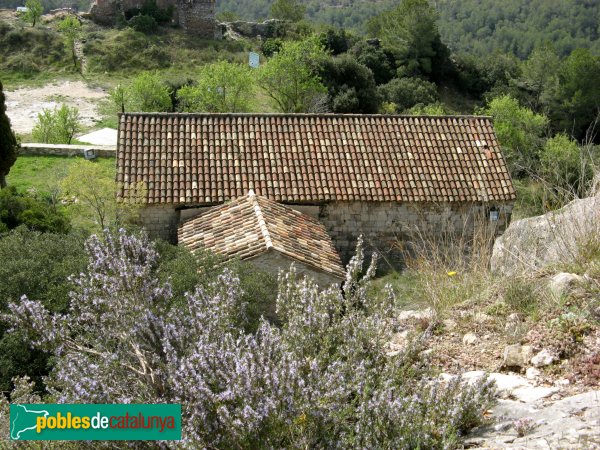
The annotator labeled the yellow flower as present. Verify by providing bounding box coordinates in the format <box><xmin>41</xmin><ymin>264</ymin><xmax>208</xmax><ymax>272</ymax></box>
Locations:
<box><xmin>447</xmin><ymin>271</ymin><xmax>457</xmax><ymax>277</ymax></box>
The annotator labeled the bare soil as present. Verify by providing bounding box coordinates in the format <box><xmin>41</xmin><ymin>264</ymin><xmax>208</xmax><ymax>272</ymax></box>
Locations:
<box><xmin>5</xmin><ymin>80</ymin><xmax>109</xmax><ymax>135</ymax></box>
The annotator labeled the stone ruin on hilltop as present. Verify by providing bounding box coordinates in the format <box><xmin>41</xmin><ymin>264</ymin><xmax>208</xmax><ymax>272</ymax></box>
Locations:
<box><xmin>89</xmin><ymin>0</ymin><xmax>219</xmax><ymax>38</ymax></box>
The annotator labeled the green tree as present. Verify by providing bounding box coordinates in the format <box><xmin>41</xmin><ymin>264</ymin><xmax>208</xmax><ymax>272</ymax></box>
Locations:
<box><xmin>481</xmin><ymin>95</ymin><xmax>549</xmax><ymax>177</ymax></box>
<box><xmin>110</xmin><ymin>83</ymin><xmax>127</xmax><ymax>113</ymax></box>
<box><xmin>550</xmin><ymin>49</ymin><xmax>600</xmax><ymax>141</ymax></box>
<box><xmin>23</xmin><ymin>0</ymin><xmax>43</xmax><ymax>27</ymax></box>
<box><xmin>32</xmin><ymin>104</ymin><xmax>80</xmax><ymax>144</ymax></box>
<box><xmin>319</xmin><ymin>55</ymin><xmax>380</xmax><ymax>113</ymax></box>
<box><xmin>519</xmin><ymin>45</ymin><xmax>560</xmax><ymax>112</ymax></box>
<box><xmin>0</xmin><ymin>81</ymin><xmax>18</xmax><ymax>189</ymax></box>
<box><xmin>376</xmin><ymin>0</ymin><xmax>441</xmax><ymax>77</ymax></box>
<box><xmin>258</xmin><ymin>37</ymin><xmax>328</xmax><ymax>113</ymax></box>
<box><xmin>127</xmin><ymin>72</ymin><xmax>172</xmax><ymax>112</ymax></box>
<box><xmin>177</xmin><ymin>61</ymin><xmax>255</xmax><ymax>113</ymax></box>
<box><xmin>57</xmin><ymin>15</ymin><xmax>81</xmax><ymax>69</ymax></box>
<box><xmin>60</xmin><ymin>159</ymin><xmax>146</xmax><ymax>232</ymax></box>
<box><xmin>271</xmin><ymin>0</ymin><xmax>305</xmax><ymax>22</ymax></box>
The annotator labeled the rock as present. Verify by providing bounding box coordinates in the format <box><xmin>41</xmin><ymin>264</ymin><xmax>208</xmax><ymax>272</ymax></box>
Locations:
<box><xmin>466</xmin><ymin>390</ymin><xmax>600</xmax><ymax>449</ymax></box>
<box><xmin>442</xmin><ymin>318</ymin><xmax>457</xmax><ymax>330</ymax></box>
<box><xmin>398</xmin><ymin>308</ymin><xmax>434</xmax><ymax>321</ymax></box>
<box><xmin>512</xmin><ymin>386</ymin><xmax>559</xmax><ymax>403</ymax></box>
<box><xmin>389</xmin><ymin>330</ymin><xmax>409</xmax><ymax>350</ymax></box>
<box><xmin>531</xmin><ymin>349</ymin><xmax>556</xmax><ymax>368</ymax></box>
<box><xmin>463</xmin><ymin>332</ymin><xmax>478</xmax><ymax>345</ymax></box>
<box><xmin>526</xmin><ymin>367</ymin><xmax>541</xmax><ymax>379</ymax></box>
<box><xmin>503</xmin><ymin>344</ymin><xmax>533</xmax><ymax>368</ymax></box>
<box><xmin>474</xmin><ymin>312</ymin><xmax>493</xmax><ymax>324</ymax></box>
<box><xmin>491</xmin><ymin>195</ymin><xmax>600</xmax><ymax>276</ymax></box>
<box><xmin>548</xmin><ymin>272</ymin><xmax>583</xmax><ymax>298</ymax></box>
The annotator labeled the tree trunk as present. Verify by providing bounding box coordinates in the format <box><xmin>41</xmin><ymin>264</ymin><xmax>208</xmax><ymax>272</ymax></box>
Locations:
<box><xmin>0</xmin><ymin>172</ymin><xmax>6</xmax><ymax>189</ymax></box>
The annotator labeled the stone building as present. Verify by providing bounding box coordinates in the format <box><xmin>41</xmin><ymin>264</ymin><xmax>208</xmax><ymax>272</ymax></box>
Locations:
<box><xmin>89</xmin><ymin>0</ymin><xmax>218</xmax><ymax>38</ymax></box>
<box><xmin>116</xmin><ymin>113</ymin><xmax>516</xmax><ymax>271</ymax></box>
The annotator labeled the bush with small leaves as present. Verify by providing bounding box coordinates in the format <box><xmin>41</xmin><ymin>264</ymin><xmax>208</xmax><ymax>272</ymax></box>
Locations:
<box><xmin>31</xmin><ymin>104</ymin><xmax>80</xmax><ymax>144</ymax></box>
<box><xmin>5</xmin><ymin>230</ymin><xmax>496</xmax><ymax>449</ymax></box>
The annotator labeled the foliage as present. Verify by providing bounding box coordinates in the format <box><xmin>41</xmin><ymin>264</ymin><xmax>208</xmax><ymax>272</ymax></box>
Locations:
<box><xmin>5</xmin><ymin>231</ymin><xmax>496</xmax><ymax>448</ymax></box>
<box><xmin>83</xmin><ymin>28</ymin><xmax>175</xmax><ymax>73</ymax></box>
<box><xmin>126</xmin><ymin>71</ymin><xmax>172</xmax><ymax>112</ymax></box>
<box><xmin>128</xmin><ymin>14</ymin><xmax>158</xmax><ymax>33</ymax></box>
<box><xmin>59</xmin><ymin>159</ymin><xmax>145</xmax><ymax>232</ymax></box>
<box><xmin>436</xmin><ymin>0</ymin><xmax>600</xmax><ymax>59</ymax></box>
<box><xmin>350</xmin><ymin>40</ymin><xmax>396</xmax><ymax>85</ymax></box>
<box><xmin>23</xmin><ymin>0</ymin><xmax>43</xmax><ymax>27</ymax></box>
<box><xmin>550</xmin><ymin>49</ymin><xmax>600</xmax><ymax>142</ymax></box>
<box><xmin>319</xmin><ymin>55</ymin><xmax>380</xmax><ymax>113</ymax></box>
<box><xmin>177</xmin><ymin>61</ymin><xmax>255</xmax><ymax>113</ymax></box>
<box><xmin>0</xmin><ymin>186</ymin><xmax>71</xmax><ymax>234</ymax></box>
<box><xmin>0</xmin><ymin>80</ymin><xmax>18</xmax><ymax>189</ymax></box>
<box><xmin>319</xmin><ymin>27</ymin><xmax>355</xmax><ymax>56</ymax></box>
<box><xmin>370</xmin><ymin>0</ymin><xmax>449</xmax><ymax>78</ymax></box>
<box><xmin>540</xmin><ymin>134</ymin><xmax>592</xmax><ymax>204</ymax></box>
<box><xmin>57</xmin><ymin>15</ymin><xmax>81</xmax><ymax>69</ymax></box>
<box><xmin>270</xmin><ymin>0</ymin><xmax>305</xmax><ymax>22</ymax></box>
<box><xmin>0</xmin><ymin>19</ymin><xmax>69</xmax><ymax>80</ymax></box>
<box><xmin>31</xmin><ymin>104</ymin><xmax>80</xmax><ymax>144</ymax></box>
<box><xmin>481</xmin><ymin>95</ymin><xmax>548</xmax><ymax>177</ymax></box>
<box><xmin>261</xmin><ymin>37</ymin><xmax>283</xmax><ymax>57</ymax></box>
<box><xmin>0</xmin><ymin>228</ymin><xmax>86</xmax><ymax>392</ymax></box>
<box><xmin>407</xmin><ymin>102</ymin><xmax>448</xmax><ymax>116</ymax></box>
<box><xmin>258</xmin><ymin>37</ymin><xmax>328</xmax><ymax>113</ymax></box>
<box><xmin>378</xmin><ymin>77</ymin><xmax>439</xmax><ymax>113</ymax></box>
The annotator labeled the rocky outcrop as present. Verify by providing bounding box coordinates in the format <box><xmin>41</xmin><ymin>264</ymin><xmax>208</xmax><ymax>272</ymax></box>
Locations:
<box><xmin>220</xmin><ymin>19</ymin><xmax>287</xmax><ymax>40</ymax></box>
<box><xmin>491</xmin><ymin>195</ymin><xmax>600</xmax><ymax>276</ymax></box>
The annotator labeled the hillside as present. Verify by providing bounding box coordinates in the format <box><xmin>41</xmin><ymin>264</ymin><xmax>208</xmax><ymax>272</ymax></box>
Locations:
<box><xmin>217</xmin><ymin>0</ymin><xmax>600</xmax><ymax>58</ymax></box>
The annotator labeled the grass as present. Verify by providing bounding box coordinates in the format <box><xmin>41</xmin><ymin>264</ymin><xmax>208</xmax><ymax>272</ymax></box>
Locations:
<box><xmin>7</xmin><ymin>155</ymin><xmax>115</xmax><ymax>195</ymax></box>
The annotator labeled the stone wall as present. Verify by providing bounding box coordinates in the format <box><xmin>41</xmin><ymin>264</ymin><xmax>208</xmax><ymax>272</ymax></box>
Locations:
<box><xmin>89</xmin><ymin>0</ymin><xmax>218</xmax><ymax>37</ymax></box>
<box><xmin>249</xmin><ymin>250</ymin><xmax>343</xmax><ymax>288</ymax></box>
<box><xmin>319</xmin><ymin>201</ymin><xmax>514</xmax><ymax>268</ymax></box>
<box><xmin>176</xmin><ymin>0</ymin><xmax>217</xmax><ymax>38</ymax></box>
<box><xmin>139</xmin><ymin>205</ymin><xmax>179</xmax><ymax>243</ymax></box>
<box><xmin>20</xmin><ymin>143</ymin><xmax>116</xmax><ymax>158</ymax></box>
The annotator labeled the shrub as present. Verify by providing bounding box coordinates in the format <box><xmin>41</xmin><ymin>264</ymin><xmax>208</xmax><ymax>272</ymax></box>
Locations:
<box><xmin>129</xmin><ymin>14</ymin><xmax>158</xmax><ymax>33</ymax></box>
<box><xmin>261</xmin><ymin>37</ymin><xmax>282</xmax><ymax>57</ymax></box>
<box><xmin>126</xmin><ymin>71</ymin><xmax>172</xmax><ymax>112</ymax></box>
<box><xmin>0</xmin><ymin>187</ymin><xmax>71</xmax><ymax>234</ymax></box>
<box><xmin>31</xmin><ymin>104</ymin><xmax>80</xmax><ymax>144</ymax></box>
<box><xmin>378</xmin><ymin>77</ymin><xmax>439</xmax><ymax>112</ymax></box>
<box><xmin>0</xmin><ymin>227</ymin><xmax>87</xmax><ymax>392</ymax></box>
<box><xmin>5</xmin><ymin>231</ymin><xmax>496</xmax><ymax>448</ymax></box>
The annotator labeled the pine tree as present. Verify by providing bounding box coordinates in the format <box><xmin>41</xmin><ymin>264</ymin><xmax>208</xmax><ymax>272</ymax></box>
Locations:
<box><xmin>0</xmin><ymin>81</ymin><xmax>18</xmax><ymax>189</ymax></box>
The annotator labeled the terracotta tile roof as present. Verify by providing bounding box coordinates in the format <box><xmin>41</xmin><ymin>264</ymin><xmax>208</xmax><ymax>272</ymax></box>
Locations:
<box><xmin>117</xmin><ymin>113</ymin><xmax>516</xmax><ymax>204</ymax></box>
<box><xmin>178</xmin><ymin>192</ymin><xmax>345</xmax><ymax>279</ymax></box>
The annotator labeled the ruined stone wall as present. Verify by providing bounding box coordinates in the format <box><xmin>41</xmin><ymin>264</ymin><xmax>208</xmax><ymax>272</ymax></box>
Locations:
<box><xmin>90</xmin><ymin>0</ymin><xmax>217</xmax><ymax>37</ymax></box>
<box><xmin>319</xmin><ymin>201</ymin><xmax>514</xmax><ymax>268</ymax></box>
<box><xmin>176</xmin><ymin>0</ymin><xmax>217</xmax><ymax>38</ymax></box>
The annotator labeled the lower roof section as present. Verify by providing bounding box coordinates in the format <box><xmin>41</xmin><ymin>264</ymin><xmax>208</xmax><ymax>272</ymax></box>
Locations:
<box><xmin>177</xmin><ymin>191</ymin><xmax>346</xmax><ymax>280</ymax></box>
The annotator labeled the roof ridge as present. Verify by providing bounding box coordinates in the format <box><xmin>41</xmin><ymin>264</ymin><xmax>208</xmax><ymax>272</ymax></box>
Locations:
<box><xmin>118</xmin><ymin>112</ymin><xmax>494</xmax><ymax>120</ymax></box>
<box><xmin>248</xmin><ymin>190</ymin><xmax>273</xmax><ymax>250</ymax></box>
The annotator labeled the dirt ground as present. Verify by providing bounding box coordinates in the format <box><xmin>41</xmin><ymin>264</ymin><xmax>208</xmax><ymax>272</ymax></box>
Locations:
<box><xmin>4</xmin><ymin>80</ymin><xmax>109</xmax><ymax>135</ymax></box>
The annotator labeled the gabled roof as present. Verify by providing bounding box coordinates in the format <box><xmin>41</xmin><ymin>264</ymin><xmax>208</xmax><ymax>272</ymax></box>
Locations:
<box><xmin>178</xmin><ymin>191</ymin><xmax>346</xmax><ymax>279</ymax></box>
<box><xmin>117</xmin><ymin>113</ymin><xmax>516</xmax><ymax>205</ymax></box>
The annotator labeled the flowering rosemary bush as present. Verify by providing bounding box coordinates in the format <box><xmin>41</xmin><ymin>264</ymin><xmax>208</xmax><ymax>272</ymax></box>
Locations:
<box><xmin>5</xmin><ymin>230</ymin><xmax>495</xmax><ymax>449</ymax></box>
